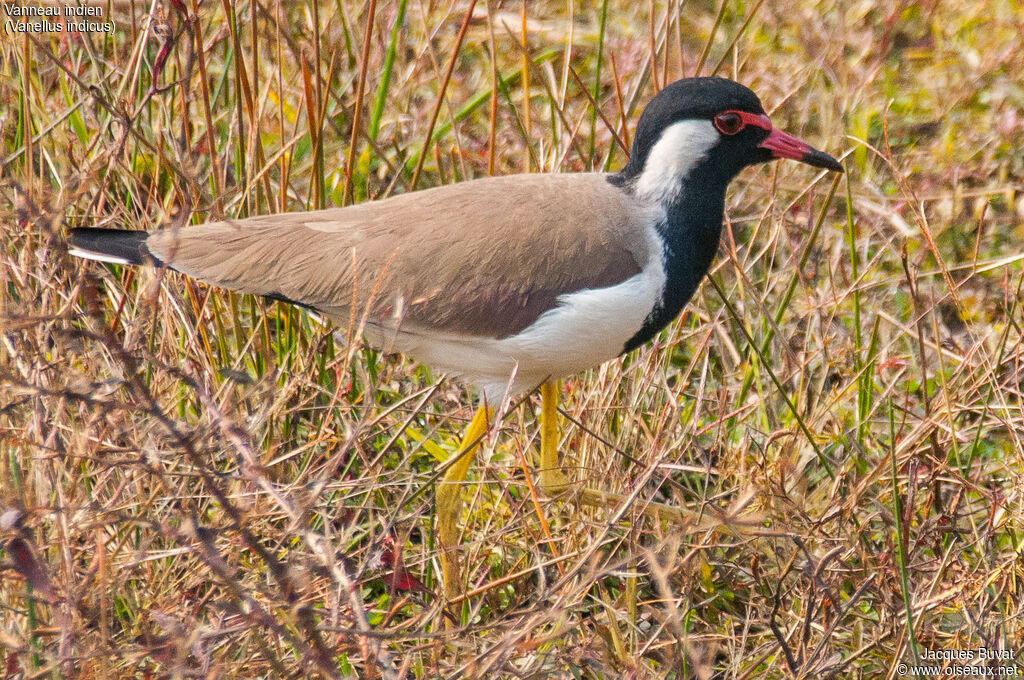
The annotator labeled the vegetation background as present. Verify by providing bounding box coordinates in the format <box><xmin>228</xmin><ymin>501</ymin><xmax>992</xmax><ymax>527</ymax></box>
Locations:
<box><xmin>1</xmin><ymin>0</ymin><xmax>1022</xmax><ymax>677</ymax></box>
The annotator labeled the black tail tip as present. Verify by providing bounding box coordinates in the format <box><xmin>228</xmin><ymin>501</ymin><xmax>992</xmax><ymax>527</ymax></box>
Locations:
<box><xmin>68</xmin><ymin>228</ymin><xmax>158</xmax><ymax>266</ymax></box>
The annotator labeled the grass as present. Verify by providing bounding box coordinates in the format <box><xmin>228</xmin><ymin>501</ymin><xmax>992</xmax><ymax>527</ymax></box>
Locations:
<box><xmin>2</xmin><ymin>0</ymin><xmax>1023</xmax><ymax>677</ymax></box>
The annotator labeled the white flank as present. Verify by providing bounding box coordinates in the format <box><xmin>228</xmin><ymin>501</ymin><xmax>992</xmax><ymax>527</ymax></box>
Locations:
<box><xmin>380</xmin><ymin>219</ymin><xmax>668</xmax><ymax>403</ymax></box>
<box><xmin>67</xmin><ymin>248</ymin><xmax>133</xmax><ymax>265</ymax></box>
<box><xmin>633</xmin><ymin>119</ymin><xmax>720</xmax><ymax>204</ymax></box>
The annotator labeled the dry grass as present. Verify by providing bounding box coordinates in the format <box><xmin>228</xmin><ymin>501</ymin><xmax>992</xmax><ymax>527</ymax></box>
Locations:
<box><xmin>2</xmin><ymin>0</ymin><xmax>1023</xmax><ymax>677</ymax></box>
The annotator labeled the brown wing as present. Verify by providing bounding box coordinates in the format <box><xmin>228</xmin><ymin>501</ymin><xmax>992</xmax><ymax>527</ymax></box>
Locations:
<box><xmin>146</xmin><ymin>174</ymin><xmax>652</xmax><ymax>339</ymax></box>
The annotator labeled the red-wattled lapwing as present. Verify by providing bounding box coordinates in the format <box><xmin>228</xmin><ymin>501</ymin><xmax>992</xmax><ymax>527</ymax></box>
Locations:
<box><xmin>68</xmin><ymin>76</ymin><xmax>843</xmax><ymax>598</ymax></box>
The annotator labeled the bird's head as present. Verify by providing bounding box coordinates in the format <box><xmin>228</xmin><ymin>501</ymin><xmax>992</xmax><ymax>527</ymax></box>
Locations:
<box><xmin>618</xmin><ymin>77</ymin><xmax>842</xmax><ymax>203</ymax></box>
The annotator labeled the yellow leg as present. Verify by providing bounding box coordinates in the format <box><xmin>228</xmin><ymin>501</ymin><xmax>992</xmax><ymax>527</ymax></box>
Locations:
<box><xmin>538</xmin><ymin>380</ymin><xmax>570</xmax><ymax>495</ymax></box>
<box><xmin>437</xmin><ymin>403</ymin><xmax>492</xmax><ymax>599</ymax></box>
<box><xmin>537</xmin><ymin>382</ymin><xmax>736</xmax><ymax>530</ymax></box>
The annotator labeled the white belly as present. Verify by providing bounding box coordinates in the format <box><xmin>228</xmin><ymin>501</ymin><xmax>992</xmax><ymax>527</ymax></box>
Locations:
<box><xmin>378</xmin><ymin>246</ymin><xmax>666</xmax><ymax>403</ymax></box>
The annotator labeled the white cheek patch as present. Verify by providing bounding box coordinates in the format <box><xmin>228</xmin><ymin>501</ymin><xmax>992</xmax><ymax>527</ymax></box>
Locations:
<box><xmin>634</xmin><ymin>120</ymin><xmax>720</xmax><ymax>203</ymax></box>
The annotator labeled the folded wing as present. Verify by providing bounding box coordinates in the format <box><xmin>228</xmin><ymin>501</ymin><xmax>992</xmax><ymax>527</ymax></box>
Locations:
<box><xmin>71</xmin><ymin>174</ymin><xmax>653</xmax><ymax>340</ymax></box>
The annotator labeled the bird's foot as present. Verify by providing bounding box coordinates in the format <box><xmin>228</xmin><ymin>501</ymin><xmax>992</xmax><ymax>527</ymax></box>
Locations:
<box><xmin>537</xmin><ymin>466</ymin><xmax>572</xmax><ymax>497</ymax></box>
<box><xmin>575</xmin><ymin>486</ymin><xmax>759</xmax><ymax>533</ymax></box>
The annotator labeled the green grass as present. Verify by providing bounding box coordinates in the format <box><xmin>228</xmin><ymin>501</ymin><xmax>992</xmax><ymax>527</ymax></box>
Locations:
<box><xmin>2</xmin><ymin>0</ymin><xmax>1023</xmax><ymax>677</ymax></box>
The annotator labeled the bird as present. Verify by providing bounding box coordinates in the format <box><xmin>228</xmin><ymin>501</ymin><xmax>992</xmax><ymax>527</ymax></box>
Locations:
<box><xmin>68</xmin><ymin>76</ymin><xmax>843</xmax><ymax>598</ymax></box>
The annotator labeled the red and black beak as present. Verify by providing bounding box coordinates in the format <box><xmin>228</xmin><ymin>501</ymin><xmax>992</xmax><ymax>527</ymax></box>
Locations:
<box><xmin>759</xmin><ymin>127</ymin><xmax>843</xmax><ymax>172</ymax></box>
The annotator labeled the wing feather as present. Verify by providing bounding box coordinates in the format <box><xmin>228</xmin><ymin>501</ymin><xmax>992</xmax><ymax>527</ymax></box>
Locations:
<box><xmin>146</xmin><ymin>174</ymin><xmax>653</xmax><ymax>339</ymax></box>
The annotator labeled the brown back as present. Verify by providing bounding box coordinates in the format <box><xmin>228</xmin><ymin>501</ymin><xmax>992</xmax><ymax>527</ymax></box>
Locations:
<box><xmin>147</xmin><ymin>174</ymin><xmax>653</xmax><ymax>339</ymax></box>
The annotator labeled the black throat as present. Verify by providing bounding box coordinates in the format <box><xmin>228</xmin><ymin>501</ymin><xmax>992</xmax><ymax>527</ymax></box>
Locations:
<box><xmin>609</xmin><ymin>168</ymin><xmax>729</xmax><ymax>353</ymax></box>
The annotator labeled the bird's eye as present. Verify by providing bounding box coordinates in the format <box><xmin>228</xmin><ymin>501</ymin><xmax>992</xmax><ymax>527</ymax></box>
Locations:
<box><xmin>713</xmin><ymin>112</ymin><xmax>745</xmax><ymax>135</ymax></box>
